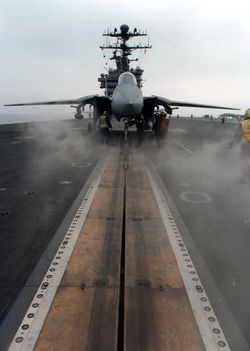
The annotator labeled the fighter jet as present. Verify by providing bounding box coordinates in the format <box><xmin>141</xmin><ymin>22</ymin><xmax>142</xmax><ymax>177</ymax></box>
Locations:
<box><xmin>5</xmin><ymin>24</ymin><xmax>239</xmax><ymax>133</ymax></box>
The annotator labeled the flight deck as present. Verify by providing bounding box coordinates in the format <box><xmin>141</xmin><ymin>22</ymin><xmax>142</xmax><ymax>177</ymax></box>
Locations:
<box><xmin>0</xmin><ymin>118</ymin><xmax>249</xmax><ymax>351</ymax></box>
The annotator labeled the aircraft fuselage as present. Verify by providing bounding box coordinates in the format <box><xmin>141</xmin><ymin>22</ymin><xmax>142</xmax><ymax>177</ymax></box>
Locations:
<box><xmin>111</xmin><ymin>72</ymin><xmax>143</xmax><ymax>120</ymax></box>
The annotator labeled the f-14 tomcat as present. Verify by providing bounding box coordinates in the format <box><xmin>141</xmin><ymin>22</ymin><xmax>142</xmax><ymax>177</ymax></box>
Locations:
<box><xmin>5</xmin><ymin>24</ymin><xmax>239</xmax><ymax>132</ymax></box>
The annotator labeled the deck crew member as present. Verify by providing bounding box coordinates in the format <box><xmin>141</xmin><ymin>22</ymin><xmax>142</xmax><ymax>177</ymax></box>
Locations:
<box><xmin>240</xmin><ymin>108</ymin><xmax>250</xmax><ymax>159</ymax></box>
<box><xmin>230</xmin><ymin>109</ymin><xmax>250</xmax><ymax>179</ymax></box>
<box><xmin>153</xmin><ymin>112</ymin><xmax>161</xmax><ymax>138</ymax></box>
<box><xmin>135</xmin><ymin>116</ymin><xmax>145</xmax><ymax>145</ymax></box>
<box><xmin>159</xmin><ymin>110</ymin><xmax>169</xmax><ymax>139</ymax></box>
<box><xmin>99</xmin><ymin>111</ymin><xmax>112</xmax><ymax>144</ymax></box>
<box><xmin>155</xmin><ymin>110</ymin><xmax>169</xmax><ymax>147</ymax></box>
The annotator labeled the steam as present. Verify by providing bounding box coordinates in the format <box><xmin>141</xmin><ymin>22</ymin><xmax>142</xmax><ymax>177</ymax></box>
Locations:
<box><xmin>148</xmin><ymin>119</ymin><xmax>250</xmax><ymax>348</ymax></box>
<box><xmin>153</xmin><ymin>120</ymin><xmax>244</xmax><ymax>188</ymax></box>
<box><xmin>10</xmin><ymin>118</ymin><xmax>109</xmax><ymax>221</ymax></box>
<box><xmin>25</xmin><ymin>119</ymin><xmax>99</xmax><ymax>175</ymax></box>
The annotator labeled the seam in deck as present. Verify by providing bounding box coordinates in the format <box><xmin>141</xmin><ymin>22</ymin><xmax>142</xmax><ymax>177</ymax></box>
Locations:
<box><xmin>117</xmin><ymin>167</ymin><xmax>126</xmax><ymax>351</ymax></box>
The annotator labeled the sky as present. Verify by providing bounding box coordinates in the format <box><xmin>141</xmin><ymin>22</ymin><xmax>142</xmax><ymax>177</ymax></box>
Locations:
<box><xmin>0</xmin><ymin>0</ymin><xmax>250</xmax><ymax>118</ymax></box>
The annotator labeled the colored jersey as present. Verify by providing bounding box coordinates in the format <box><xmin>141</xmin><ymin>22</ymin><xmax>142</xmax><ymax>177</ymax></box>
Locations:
<box><xmin>159</xmin><ymin>117</ymin><xmax>169</xmax><ymax>137</ymax></box>
<box><xmin>245</xmin><ymin>109</ymin><xmax>250</xmax><ymax>118</ymax></box>
<box><xmin>241</xmin><ymin>119</ymin><xmax>250</xmax><ymax>143</ymax></box>
<box><xmin>99</xmin><ymin>116</ymin><xmax>108</xmax><ymax>128</ymax></box>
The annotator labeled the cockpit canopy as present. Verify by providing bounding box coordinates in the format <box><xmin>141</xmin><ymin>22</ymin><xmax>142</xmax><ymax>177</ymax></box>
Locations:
<box><xmin>118</xmin><ymin>72</ymin><xmax>137</xmax><ymax>86</ymax></box>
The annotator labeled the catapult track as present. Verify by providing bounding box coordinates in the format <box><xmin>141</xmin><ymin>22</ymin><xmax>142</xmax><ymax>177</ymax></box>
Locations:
<box><xmin>8</xmin><ymin>142</ymin><xmax>229</xmax><ymax>351</ymax></box>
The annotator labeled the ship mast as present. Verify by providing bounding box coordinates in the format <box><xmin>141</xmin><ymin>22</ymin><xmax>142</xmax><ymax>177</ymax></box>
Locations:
<box><xmin>98</xmin><ymin>24</ymin><xmax>151</xmax><ymax>96</ymax></box>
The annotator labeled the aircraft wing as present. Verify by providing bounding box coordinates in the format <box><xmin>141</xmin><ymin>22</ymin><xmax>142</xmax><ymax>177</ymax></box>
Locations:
<box><xmin>148</xmin><ymin>95</ymin><xmax>239</xmax><ymax>110</ymax></box>
<box><xmin>4</xmin><ymin>95</ymin><xmax>110</xmax><ymax>106</ymax></box>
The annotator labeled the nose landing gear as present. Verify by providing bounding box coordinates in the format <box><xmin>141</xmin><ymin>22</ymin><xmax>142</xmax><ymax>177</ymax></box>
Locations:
<box><xmin>124</xmin><ymin>122</ymin><xmax>129</xmax><ymax>142</ymax></box>
<box><xmin>122</xmin><ymin>118</ymin><xmax>130</xmax><ymax>142</ymax></box>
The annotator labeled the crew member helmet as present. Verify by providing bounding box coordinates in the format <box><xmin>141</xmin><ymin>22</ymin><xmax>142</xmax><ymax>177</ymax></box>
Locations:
<box><xmin>245</xmin><ymin>108</ymin><xmax>250</xmax><ymax>119</ymax></box>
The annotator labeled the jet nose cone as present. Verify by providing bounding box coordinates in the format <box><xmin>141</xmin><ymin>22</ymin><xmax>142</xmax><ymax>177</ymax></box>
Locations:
<box><xmin>112</xmin><ymin>85</ymin><xmax>143</xmax><ymax>117</ymax></box>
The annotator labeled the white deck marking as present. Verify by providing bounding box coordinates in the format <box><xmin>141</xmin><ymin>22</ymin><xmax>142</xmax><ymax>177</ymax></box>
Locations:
<box><xmin>147</xmin><ymin>168</ymin><xmax>230</xmax><ymax>351</ymax></box>
<box><xmin>72</xmin><ymin>161</ymin><xmax>91</xmax><ymax>168</ymax></box>
<box><xmin>169</xmin><ymin>128</ymin><xmax>186</xmax><ymax>133</ymax></box>
<box><xmin>166</xmin><ymin>140</ymin><xmax>174</xmax><ymax>145</ymax></box>
<box><xmin>163</xmin><ymin>161</ymin><xmax>178</xmax><ymax>168</ymax></box>
<box><xmin>174</xmin><ymin>140</ymin><xmax>194</xmax><ymax>154</ymax></box>
<box><xmin>8</xmin><ymin>159</ymin><xmax>107</xmax><ymax>351</ymax></box>
<box><xmin>179</xmin><ymin>191</ymin><xmax>212</xmax><ymax>203</ymax></box>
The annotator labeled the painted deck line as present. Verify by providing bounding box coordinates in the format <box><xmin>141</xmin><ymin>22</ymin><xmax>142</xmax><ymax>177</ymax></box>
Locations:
<box><xmin>8</xmin><ymin>157</ymin><xmax>107</xmax><ymax>351</ymax></box>
<box><xmin>147</xmin><ymin>167</ymin><xmax>230</xmax><ymax>351</ymax></box>
<box><xmin>173</xmin><ymin>140</ymin><xmax>194</xmax><ymax>154</ymax></box>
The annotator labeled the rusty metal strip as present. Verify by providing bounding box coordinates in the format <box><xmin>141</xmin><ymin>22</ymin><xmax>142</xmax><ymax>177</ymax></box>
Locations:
<box><xmin>147</xmin><ymin>167</ymin><xmax>230</xmax><ymax>351</ymax></box>
<box><xmin>8</xmin><ymin>158</ymin><xmax>107</xmax><ymax>351</ymax></box>
<box><xmin>124</xmin><ymin>157</ymin><xmax>205</xmax><ymax>351</ymax></box>
<box><xmin>34</xmin><ymin>157</ymin><xmax>124</xmax><ymax>350</ymax></box>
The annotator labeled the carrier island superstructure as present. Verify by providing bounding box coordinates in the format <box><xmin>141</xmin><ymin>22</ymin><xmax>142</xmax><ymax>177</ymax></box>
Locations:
<box><xmin>98</xmin><ymin>24</ymin><xmax>152</xmax><ymax>97</ymax></box>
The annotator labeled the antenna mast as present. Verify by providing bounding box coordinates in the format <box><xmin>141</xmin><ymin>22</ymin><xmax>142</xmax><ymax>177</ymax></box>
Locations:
<box><xmin>98</xmin><ymin>24</ymin><xmax>152</xmax><ymax>96</ymax></box>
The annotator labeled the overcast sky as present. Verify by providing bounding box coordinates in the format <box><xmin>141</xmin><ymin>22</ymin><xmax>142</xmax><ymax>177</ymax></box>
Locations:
<box><xmin>0</xmin><ymin>0</ymin><xmax>250</xmax><ymax>117</ymax></box>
